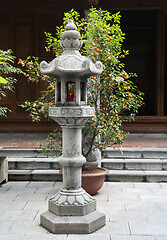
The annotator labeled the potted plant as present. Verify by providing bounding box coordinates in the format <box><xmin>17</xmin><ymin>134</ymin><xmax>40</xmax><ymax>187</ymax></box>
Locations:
<box><xmin>0</xmin><ymin>49</ymin><xmax>23</xmax><ymax>184</ymax></box>
<box><xmin>20</xmin><ymin>8</ymin><xmax>144</xmax><ymax>194</ymax></box>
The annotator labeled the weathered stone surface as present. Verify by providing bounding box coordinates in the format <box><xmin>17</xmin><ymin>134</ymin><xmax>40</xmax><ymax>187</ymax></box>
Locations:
<box><xmin>8</xmin><ymin>157</ymin><xmax>61</xmax><ymax>170</ymax></box>
<box><xmin>40</xmin><ymin>210</ymin><xmax>105</xmax><ymax>234</ymax></box>
<box><xmin>8</xmin><ymin>169</ymin><xmax>62</xmax><ymax>182</ymax></box>
<box><xmin>101</xmin><ymin>159</ymin><xmax>125</xmax><ymax>170</ymax></box>
<box><xmin>32</xmin><ymin>170</ymin><xmax>62</xmax><ymax>181</ymax></box>
<box><xmin>102</xmin><ymin>147</ymin><xmax>167</xmax><ymax>159</ymax></box>
<box><xmin>161</xmin><ymin>159</ymin><xmax>167</xmax><ymax>168</ymax></box>
<box><xmin>49</xmin><ymin>106</ymin><xmax>94</xmax><ymax>126</ymax></box>
<box><xmin>146</xmin><ymin>171</ymin><xmax>167</xmax><ymax>182</ymax></box>
<box><xmin>125</xmin><ymin>159</ymin><xmax>162</xmax><ymax>170</ymax></box>
<box><xmin>49</xmin><ymin>189</ymin><xmax>96</xmax><ymax>216</ymax></box>
<box><xmin>1</xmin><ymin>147</ymin><xmax>44</xmax><ymax>158</ymax></box>
<box><xmin>107</xmin><ymin>170</ymin><xmax>146</xmax><ymax>182</ymax></box>
<box><xmin>102</xmin><ymin>148</ymin><xmax>142</xmax><ymax>159</ymax></box>
<box><xmin>143</xmin><ymin>152</ymin><xmax>167</xmax><ymax>159</ymax></box>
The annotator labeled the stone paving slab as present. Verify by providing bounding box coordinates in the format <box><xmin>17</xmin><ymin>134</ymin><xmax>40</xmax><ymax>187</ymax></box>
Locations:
<box><xmin>110</xmin><ymin>235</ymin><xmax>155</xmax><ymax>240</ymax></box>
<box><xmin>0</xmin><ymin>234</ymin><xmax>26</xmax><ymax>240</ymax></box>
<box><xmin>0</xmin><ymin>181</ymin><xmax>167</xmax><ymax>239</ymax></box>
<box><xmin>25</xmin><ymin>234</ymin><xmax>66</xmax><ymax>240</ymax></box>
<box><xmin>67</xmin><ymin>234</ymin><xmax>110</xmax><ymax>239</ymax></box>
<box><xmin>129</xmin><ymin>220</ymin><xmax>167</xmax><ymax>235</ymax></box>
<box><xmin>0</xmin><ymin>210</ymin><xmax>38</xmax><ymax>221</ymax></box>
<box><xmin>23</xmin><ymin>201</ymin><xmax>48</xmax><ymax>211</ymax></box>
<box><xmin>110</xmin><ymin>210</ymin><xmax>148</xmax><ymax>222</ymax></box>
<box><xmin>133</xmin><ymin>182</ymin><xmax>161</xmax><ymax>188</ymax></box>
<box><xmin>155</xmin><ymin>237</ymin><xmax>167</xmax><ymax>240</ymax></box>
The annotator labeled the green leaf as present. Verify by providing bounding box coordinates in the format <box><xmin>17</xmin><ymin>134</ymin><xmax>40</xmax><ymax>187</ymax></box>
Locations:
<box><xmin>0</xmin><ymin>76</ymin><xmax>7</xmax><ymax>84</ymax></box>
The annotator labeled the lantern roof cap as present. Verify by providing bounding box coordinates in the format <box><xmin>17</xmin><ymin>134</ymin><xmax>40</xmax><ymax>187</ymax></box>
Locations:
<box><xmin>40</xmin><ymin>20</ymin><xmax>103</xmax><ymax>78</ymax></box>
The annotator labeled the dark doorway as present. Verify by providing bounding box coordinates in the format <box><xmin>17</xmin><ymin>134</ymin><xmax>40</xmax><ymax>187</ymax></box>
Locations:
<box><xmin>120</xmin><ymin>10</ymin><xmax>157</xmax><ymax>115</ymax></box>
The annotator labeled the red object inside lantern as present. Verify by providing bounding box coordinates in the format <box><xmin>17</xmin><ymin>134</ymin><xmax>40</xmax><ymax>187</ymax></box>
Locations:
<box><xmin>68</xmin><ymin>92</ymin><xmax>75</xmax><ymax>101</ymax></box>
<box><xmin>67</xmin><ymin>83</ymin><xmax>75</xmax><ymax>101</ymax></box>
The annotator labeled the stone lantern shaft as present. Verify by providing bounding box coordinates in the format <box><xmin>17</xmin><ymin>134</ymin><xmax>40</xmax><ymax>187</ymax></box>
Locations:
<box><xmin>40</xmin><ymin>20</ymin><xmax>105</xmax><ymax>234</ymax></box>
<box><xmin>61</xmin><ymin>126</ymin><xmax>84</xmax><ymax>190</ymax></box>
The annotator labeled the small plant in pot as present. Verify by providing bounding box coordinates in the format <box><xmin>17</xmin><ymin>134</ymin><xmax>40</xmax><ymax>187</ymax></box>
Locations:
<box><xmin>20</xmin><ymin>8</ymin><xmax>144</xmax><ymax>194</ymax></box>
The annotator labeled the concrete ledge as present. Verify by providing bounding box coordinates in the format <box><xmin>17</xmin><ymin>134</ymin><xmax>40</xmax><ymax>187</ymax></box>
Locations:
<box><xmin>106</xmin><ymin>170</ymin><xmax>167</xmax><ymax>182</ymax></box>
<box><xmin>8</xmin><ymin>168</ymin><xmax>167</xmax><ymax>182</ymax></box>
<box><xmin>0</xmin><ymin>147</ymin><xmax>57</xmax><ymax>158</ymax></box>
<box><xmin>125</xmin><ymin>159</ymin><xmax>163</xmax><ymax>170</ymax></box>
<box><xmin>102</xmin><ymin>147</ymin><xmax>167</xmax><ymax>159</ymax></box>
<box><xmin>145</xmin><ymin>171</ymin><xmax>167</xmax><ymax>182</ymax></box>
<box><xmin>8</xmin><ymin>169</ymin><xmax>62</xmax><ymax>181</ymax></box>
<box><xmin>32</xmin><ymin>170</ymin><xmax>62</xmax><ymax>181</ymax></box>
<box><xmin>102</xmin><ymin>148</ymin><xmax>142</xmax><ymax>159</ymax></box>
<box><xmin>101</xmin><ymin>158</ymin><xmax>165</xmax><ymax>171</ymax></box>
<box><xmin>101</xmin><ymin>159</ymin><xmax>125</xmax><ymax>170</ymax></box>
<box><xmin>106</xmin><ymin>170</ymin><xmax>146</xmax><ymax>182</ymax></box>
<box><xmin>0</xmin><ymin>156</ymin><xmax>8</xmax><ymax>184</ymax></box>
<box><xmin>8</xmin><ymin>157</ymin><xmax>60</xmax><ymax>170</ymax></box>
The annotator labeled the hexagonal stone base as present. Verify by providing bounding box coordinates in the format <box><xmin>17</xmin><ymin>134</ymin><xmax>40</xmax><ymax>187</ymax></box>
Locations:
<box><xmin>40</xmin><ymin>210</ymin><xmax>105</xmax><ymax>234</ymax></box>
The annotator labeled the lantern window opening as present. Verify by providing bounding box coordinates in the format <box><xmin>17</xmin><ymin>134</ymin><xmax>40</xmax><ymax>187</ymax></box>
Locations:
<box><xmin>80</xmin><ymin>82</ymin><xmax>85</xmax><ymax>102</ymax></box>
<box><xmin>57</xmin><ymin>82</ymin><xmax>61</xmax><ymax>102</ymax></box>
<box><xmin>67</xmin><ymin>82</ymin><xmax>75</xmax><ymax>102</ymax></box>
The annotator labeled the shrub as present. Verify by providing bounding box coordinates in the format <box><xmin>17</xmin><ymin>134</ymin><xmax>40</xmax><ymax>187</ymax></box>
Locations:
<box><xmin>0</xmin><ymin>49</ymin><xmax>23</xmax><ymax>116</ymax></box>
<box><xmin>20</xmin><ymin>8</ymin><xmax>144</xmax><ymax>157</ymax></box>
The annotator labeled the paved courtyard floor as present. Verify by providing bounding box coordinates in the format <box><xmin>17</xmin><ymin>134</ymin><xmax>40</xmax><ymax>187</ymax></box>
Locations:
<box><xmin>0</xmin><ymin>181</ymin><xmax>167</xmax><ymax>240</ymax></box>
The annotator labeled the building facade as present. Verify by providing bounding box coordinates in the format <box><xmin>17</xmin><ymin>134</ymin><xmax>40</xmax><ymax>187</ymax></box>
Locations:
<box><xmin>0</xmin><ymin>0</ymin><xmax>167</xmax><ymax>133</ymax></box>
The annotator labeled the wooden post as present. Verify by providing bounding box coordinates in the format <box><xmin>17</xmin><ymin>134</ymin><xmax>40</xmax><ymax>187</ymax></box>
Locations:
<box><xmin>156</xmin><ymin>9</ymin><xmax>166</xmax><ymax>116</ymax></box>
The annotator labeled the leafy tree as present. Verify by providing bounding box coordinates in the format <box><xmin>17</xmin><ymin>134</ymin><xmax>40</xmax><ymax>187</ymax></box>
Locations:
<box><xmin>0</xmin><ymin>49</ymin><xmax>23</xmax><ymax>116</ymax></box>
<box><xmin>20</xmin><ymin>8</ymin><xmax>144</xmax><ymax>158</ymax></box>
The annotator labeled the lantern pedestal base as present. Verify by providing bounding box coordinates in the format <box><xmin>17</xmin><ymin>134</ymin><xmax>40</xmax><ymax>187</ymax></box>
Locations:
<box><xmin>48</xmin><ymin>188</ymin><xmax>96</xmax><ymax>216</ymax></box>
<box><xmin>40</xmin><ymin>188</ymin><xmax>105</xmax><ymax>234</ymax></box>
<box><xmin>40</xmin><ymin>210</ymin><xmax>105</xmax><ymax>234</ymax></box>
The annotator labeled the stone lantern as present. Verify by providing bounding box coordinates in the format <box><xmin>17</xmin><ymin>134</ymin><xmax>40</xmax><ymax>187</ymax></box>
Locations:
<box><xmin>40</xmin><ymin>20</ymin><xmax>105</xmax><ymax>234</ymax></box>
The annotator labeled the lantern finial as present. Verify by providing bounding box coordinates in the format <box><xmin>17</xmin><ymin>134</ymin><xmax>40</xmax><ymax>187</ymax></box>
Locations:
<box><xmin>60</xmin><ymin>20</ymin><xmax>82</xmax><ymax>50</ymax></box>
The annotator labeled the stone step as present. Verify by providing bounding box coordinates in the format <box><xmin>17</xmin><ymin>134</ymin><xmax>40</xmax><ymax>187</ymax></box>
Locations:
<box><xmin>8</xmin><ymin>157</ymin><xmax>60</xmax><ymax>170</ymax></box>
<box><xmin>2</xmin><ymin>147</ymin><xmax>167</xmax><ymax>159</ymax></box>
<box><xmin>8</xmin><ymin>157</ymin><xmax>167</xmax><ymax>171</ymax></box>
<box><xmin>8</xmin><ymin>169</ymin><xmax>62</xmax><ymax>181</ymax></box>
<box><xmin>101</xmin><ymin>158</ymin><xmax>167</xmax><ymax>171</ymax></box>
<box><xmin>4</xmin><ymin>146</ymin><xmax>167</xmax><ymax>182</ymax></box>
<box><xmin>8</xmin><ymin>169</ymin><xmax>167</xmax><ymax>182</ymax></box>
<box><xmin>107</xmin><ymin>170</ymin><xmax>167</xmax><ymax>182</ymax></box>
<box><xmin>0</xmin><ymin>147</ymin><xmax>55</xmax><ymax>158</ymax></box>
<box><xmin>102</xmin><ymin>147</ymin><xmax>167</xmax><ymax>159</ymax></box>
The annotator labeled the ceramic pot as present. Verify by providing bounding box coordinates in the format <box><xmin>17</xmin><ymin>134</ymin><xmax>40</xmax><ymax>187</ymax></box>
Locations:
<box><xmin>82</xmin><ymin>166</ymin><xmax>109</xmax><ymax>195</ymax></box>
